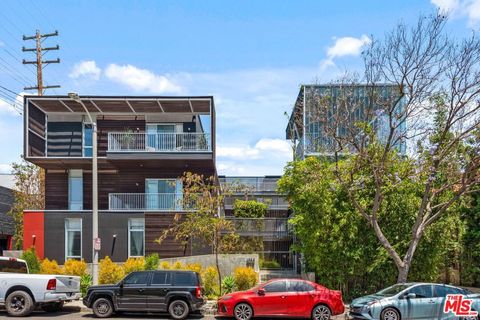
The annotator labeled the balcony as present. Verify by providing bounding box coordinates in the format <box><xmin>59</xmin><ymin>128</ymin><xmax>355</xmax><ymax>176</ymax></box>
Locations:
<box><xmin>225</xmin><ymin>218</ymin><xmax>291</xmax><ymax>239</ymax></box>
<box><xmin>107</xmin><ymin>132</ymin><xmax>211</xmax><ymax>153</ymax></box>
<box><xmin>109</xmin><ymin>193</ymin><xmax>186</xmax><ymax>211</ymax></box>
<box><xmin>219</xmin><ymin>177</ymin><xmax>280</xmax><ymax>193</ymax></box>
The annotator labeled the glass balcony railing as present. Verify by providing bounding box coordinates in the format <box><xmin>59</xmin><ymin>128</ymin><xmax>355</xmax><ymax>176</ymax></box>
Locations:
<box><xmin>107</xmin><ymin>132</ymin><xmax>211</xmax><ymax>152</ymax></box>
<box><xmin>108</xmin><ymin>193</ymin><xmax>185</xmax><ymax>211</ymax></box>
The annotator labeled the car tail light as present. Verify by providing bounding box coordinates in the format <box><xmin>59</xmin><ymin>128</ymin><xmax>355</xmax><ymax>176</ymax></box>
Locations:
<box><xmin>195</xmin><ymin>286</ymin><xmax>202</xmax><ymax>298</ymax></box>
<box><xmin>8</xmin><ymin>258</ymin><xmax>17</xmax><ymax>262</ymax></box>
<box><xmin>46</xmin><ymin>279</ymin><xmax>56</xmax><ymax>290</ymax></box>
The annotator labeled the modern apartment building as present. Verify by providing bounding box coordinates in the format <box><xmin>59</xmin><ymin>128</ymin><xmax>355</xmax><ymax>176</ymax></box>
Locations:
<box><xmin>286</xmin><ymin>84</ymin><xmax>407</xmax><ymax>159</ymax></box>
<box><xmin>219</xmin><ymin>176</ymin><xmax>296</xmax><ymax>272</ymax></box>
<box><xmin>22</xmin><ymin>95</ymin><xmax>216</xmax><ymax>264</ymax></box>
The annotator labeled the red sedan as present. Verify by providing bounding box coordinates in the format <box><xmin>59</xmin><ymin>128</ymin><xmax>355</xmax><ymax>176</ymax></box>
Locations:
<box><xmin>217</xmin><ymin>278</ymin><xmax>345</xmax><ymax>320</ymax></box>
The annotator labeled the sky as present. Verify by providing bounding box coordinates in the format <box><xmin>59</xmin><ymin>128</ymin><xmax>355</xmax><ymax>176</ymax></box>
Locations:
<box><xmin>0</xmin><ymin>0</ymin><xmax>478</xmax><ymax>176</ymax></box>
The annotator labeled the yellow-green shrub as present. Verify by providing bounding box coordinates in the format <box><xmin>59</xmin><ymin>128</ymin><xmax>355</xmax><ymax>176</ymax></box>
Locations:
<box><xmin>159</xmin><ymin>261</ymin><xmax>171</xmax><ymax>269</ymax></box>
<box><xmin>201</xmin><ymin>266</ymin><xmax>219</xmax><ymax>297</ymax></box>
<box><xmin>40</xmin><ymin>258</ymin><xmax>62</xmax><ymax>275</ymax></box>
<box><xmin>63</xmin><ymin>259</ymin><xmax>87</xmax><ymax>276</ymax></box>
<box><xmin>99</xmin><ymin>256</ymin><xmax>124</xmax><ymax>284</ymax></box>
<box><xmin>172</xmin><ymin>261</ymin><xmax>184</xmax><ymax>270</ymax></box>
<box><xmin>123</xmin><ymin>257</ymin><xmax>145</xmax><ymax>274</ymax></box>
<box><xmin>233</xmin><ymin>267</ymin><xmax>258</xmax><ymax>291</ymax></box>
<box><xmin>185</xmin><ymin>263</ymin><xmax>202</xmax><ymax>274</ymax></box>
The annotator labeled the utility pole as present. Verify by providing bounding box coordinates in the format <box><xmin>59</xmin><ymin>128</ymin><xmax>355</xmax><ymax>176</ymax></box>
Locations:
<box><xmin>22</xmin><ymin>30</ymin><xmax>61</xmax><ymax>95</ymax></box>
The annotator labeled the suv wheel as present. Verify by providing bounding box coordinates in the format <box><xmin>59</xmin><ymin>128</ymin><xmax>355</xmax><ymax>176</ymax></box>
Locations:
<box><xmin>168</xmin><ymin>299</ymin><xmax>189</xmax><ymax>320</ymax></box>
<box><xmin>381</xmin><ymin>307</ymin><xmax>401</xmax><ymax>320</ymax></box>
<box><xmin>41</xmin><ymin>301</ymin><xmax>64</xmax><ymax>312</ymax></box>
<box><xmin>5</xmin><ymin>290</ymin><xmax>34</xmax><ymax>317</ymax></box>
<box><xmin>312</xmin><ymin>304</ymin><xmax>331</xmax><ymax>320</ymax></box>
<box><xmin>92</xmin><ymin>297</ymin><xmax>114</xmax><ymax>318</ymax></box>
<box><xmin>234</xmin><ymin>303</ymin><xmax>253</xmax><ymax>320</ymax></box>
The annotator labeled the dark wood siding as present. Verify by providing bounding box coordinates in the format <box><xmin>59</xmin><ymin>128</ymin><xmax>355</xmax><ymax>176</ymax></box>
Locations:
<box><xmin>45</xmin><ymin>171</ymin><xmax>68</xmax><ymax>210</ymax></box>
<box><xmin>97</xmin><ymin>119</ymin><xmax>145</xmax><ymax>156</ymax></box>
<box><xmin>28</xmin><ymin>103</ymin><xmax>46</xmax><ymax>157</ymax></box>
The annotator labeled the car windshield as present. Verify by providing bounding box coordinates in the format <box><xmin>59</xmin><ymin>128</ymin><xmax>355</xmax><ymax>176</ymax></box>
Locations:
<box><xmin>376</xmin><ymin>284</ymin><xmax>411</xmax><ymax>296</ymax></box>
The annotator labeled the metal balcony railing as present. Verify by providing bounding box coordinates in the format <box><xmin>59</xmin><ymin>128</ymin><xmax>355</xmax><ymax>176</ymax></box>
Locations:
<box><xmin>225</xmin><ymin>218</ymin><xmax>291</xmax><ymax>238</ymax></box>
<box><xmin>109</xmin><ymin>193</ymin><xmax>186</xmax><ymax>211</ymax></box>
<box><xmin>219</xmin><ymin>177</ymin><xmax>280</xmax><ymax>192</ymax></box>
<box><xmin>107</xmin><ymin>132</ymin><xmax>211</xmax><ymax>152</ymax></box>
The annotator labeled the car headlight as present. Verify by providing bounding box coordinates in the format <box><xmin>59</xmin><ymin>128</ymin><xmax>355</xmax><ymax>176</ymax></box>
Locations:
<box><xmin>222</xmin><ymin>295</ymin><xmax>233</xmax><ymax>301</ymax></box>
<box><xmin>362</xmin><ymin>300</ymin><xmax>379</xmax><ymax>309</ymax></box>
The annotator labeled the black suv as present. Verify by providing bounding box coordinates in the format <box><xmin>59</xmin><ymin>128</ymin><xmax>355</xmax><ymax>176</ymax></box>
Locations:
<box><xmin>83</xmin><ymin>270</ymin><xmax>205</xmax><ymax>319</ymax></box>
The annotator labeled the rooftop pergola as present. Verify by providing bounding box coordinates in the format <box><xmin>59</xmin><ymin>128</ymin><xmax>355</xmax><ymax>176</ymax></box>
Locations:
<box><xmin>25</xmin><ymin>95</ymin><xmax>213</xmax><ymax>114</ymax></box>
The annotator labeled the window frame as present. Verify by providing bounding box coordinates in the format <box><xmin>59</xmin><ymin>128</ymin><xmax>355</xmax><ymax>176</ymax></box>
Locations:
<box><xmin>65</xmin><ymin>218</ymin><xmax>82</xmax><ymax>260</ymax></box>
<box><xmin>128</xmin><ymin>218</ymin><xmax>145</xmax><ymax>258</ymax></box>
<box><xmin>82</xmin><ymin>123</ymin><xmax>93</xmax><ymax>157</ymax></box>
<box><xmin>263</xmin><ymin>280</ymin><xmax>288</xmax><ymax>293</ymax></box>
<box><xmin>68</xmin><ymin>169</ymin><xmax>83</xmax><ymax>210</ymax></box>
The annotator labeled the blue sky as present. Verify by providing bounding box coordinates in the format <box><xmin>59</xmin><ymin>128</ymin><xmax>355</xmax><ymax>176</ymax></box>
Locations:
<box><xmin>0</xmin><ymin>0</ymin><xmax>478</xmax><ymax>176</ymax></box>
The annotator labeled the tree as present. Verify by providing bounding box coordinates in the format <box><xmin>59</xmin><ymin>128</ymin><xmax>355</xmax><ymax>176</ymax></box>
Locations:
<box><xmin>279</xmin><ymin>157</ymin><xmax>463</xmax><ymax>298</ymax></box>
<box><xmin>156</xmin><ymin>173</ymin><xmax>235</xmax><ymax>295</ymax></box>
<box><xmin>289</xmin><ymin>14</ymin><xmax>480</xmax><ymax>282</ymax></box>
<box><xmin>8</xmin><ymin>159</ymin><xmax>45</xmax><ymax>249</ymax></box>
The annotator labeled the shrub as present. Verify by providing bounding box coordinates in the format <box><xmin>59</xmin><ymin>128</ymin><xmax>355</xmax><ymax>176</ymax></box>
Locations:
<box><xmin>99</xmin><ymin>256</ymin><xmax>124</xmax><ymax>284</ymax></box>
<box><xmin>20</xmin><ymin>248</ymin><xmax>40</xmax><ymax>274</ymax></box>
<box><xmin>40</xmin><ymin>258</ymin><xmax>62</xmax><ymax>275</ymax></box>
<box><xmin>222</xmin><ymin>275</ymin><xmax>235</xmax><ymax>294</ymax></box>
<box><xmin>172</xmin><ymin>261</ymin><xmax>184</xmax><ymax>270</ymax></box>
<box><xmin>159</xmin><ymin>261</ymin><xmax>171</xmax><ymax>270</ymax></box>
<box><xmin>233</xmin><ymin>199</ymin><xmax>268</xmax><ymax>218</ymax></box>
<box><xmin>185</xmin><ymin>263</ymin><xmax>202</xmax><ymax>274</ymax></box>
<box><xmin>233</xmin><ymin>267</ymin><xmax>258</xmax><ymax>291</ymax></box>
<box><xmin>202</xmin><ymin>266</ymin><xmax>219</xmax><ymax>297</ymax></box>
<box><xmin>259</xmin><ymin>259</ymin><xmax>281</xmax><ymax>269</ymax></box>
<box><xmin>144</xmin><ymin>253</ymin><xmax>160</xmax><ymax>270</ymax></box>
<box><xmin>80</xmin><ymin>274</ymin><xmax>92</xmax><ymax>296</ymax></box>
<box><xmin>63</xmin><ymin>259</ymin><xmax>88</xmax><ymax>276</ymax></box>
<box><xmin>123</xmin><ymin>257</ymin><xmax>145</xmax><ymax>274</ymax></box>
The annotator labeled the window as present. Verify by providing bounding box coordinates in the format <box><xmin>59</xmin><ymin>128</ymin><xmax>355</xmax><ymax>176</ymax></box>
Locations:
<box><xmin>128</xmin><ymin>219</ymin><xmax>144</xmax><ymax>257</ymax></box>
<box><xmin>174</xmin><ymin>272</ymin><xmax>197</xmax><ymax>286</ymax></box>
<box><xmin>124</xmin><ymin>272</ymin><xmax>149</xmax><ymax>285</ymax></box>
<box><xmin>65</xmin><ymin>218</ymin><xmax>82</xmax><ymax>260</ymax></box>
<box><xmin>289</xmin><ymin>280</ymin><xmax>314</xmax><ymax>292</ymax></box>
<box><xmin>433</xmin><ymin>285</ymin><xmax>461</xmax><ymax>297</ymax></box>
<box><xmin>83</xmin><ymin>124</ymin><xmax>93</xmax><ymax>157</ymax></box>
<box><xmin>145</xmin><ymin>179</ymin><xmax>182</xmax><ymax>210</ymax></box>
<box><xmin>152</xmin><ymin>272</ymin><xmax>171</xmax><ymax>285</ymax></box>
<box><xmin>68</xmin><ymin>169</ymin><xmax>83</xmax><ymax>210</ymax></box>
<box><xmin>407</xmin><ymin>285</ymin><xmax>433</xmax><ymax>298</ymax></box>
<box><xmin>0</xmin><ymin>259</ymin><xmax>28</xmax><ymax>273</ymax></box>
<box><xmin>264</xmin><ymin>280</ymin><xmax>287</xmax><ymax>293</ymax></box>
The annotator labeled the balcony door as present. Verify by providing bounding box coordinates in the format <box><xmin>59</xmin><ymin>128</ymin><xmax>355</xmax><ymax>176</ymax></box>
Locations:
<box><xmin>145</xmin><ymin>179</ymin><xmax>182</xmax><ymax>210</ymax></box>
<box><xmin>146</xmin><ymin>124</ymin><xmax>176</xmax><ymax>151</ymax></box>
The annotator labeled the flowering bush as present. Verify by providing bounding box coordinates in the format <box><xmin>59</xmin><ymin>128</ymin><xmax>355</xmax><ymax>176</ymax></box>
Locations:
<box><xmin>202</xmin><ymin>266</ymin><xmax>219</xmax><ymax>297</ymax></box>
<box><xmin>159</xmin><ymin>261</ymin><xmax>171</xmax><ymax>269</ymax></box>
<box><xmin>123</xmin><ymin>257</ymin><xmax>145</xmax><ymax>274</ymax></box>
<box><xmin>40</xmin><ymin>258</ymin><xmax>62</xmax><ymax>275</ymax></box>
<box><xmin>233</xmin><ymin>267</ymin><xmax>258</xmax><ymax>291</ymax></box>
<box><xmin>172</xmin><ymin>261</ymin><xmax>184</xmax><ymax>270</ymax></box>
<box><xmin>99</xmin><ymin>256</ymin><xmax>124</xmax><ymax>284</ymax></box>
<box><xmin>63</xmin><ymin>259</ymin><xmax>88</xmax><ymax>276</ymax></box>
<box><xmin>185</xmin><ymin>263</ymin><xmax>202</xmax><ymax>273</ymax></box>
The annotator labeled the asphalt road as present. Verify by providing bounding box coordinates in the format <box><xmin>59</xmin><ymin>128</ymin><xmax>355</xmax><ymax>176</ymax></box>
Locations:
<box><xmin>0</xmin><ymin>305</ymin><xmax>216</xmax><ymax>320</ymax></box>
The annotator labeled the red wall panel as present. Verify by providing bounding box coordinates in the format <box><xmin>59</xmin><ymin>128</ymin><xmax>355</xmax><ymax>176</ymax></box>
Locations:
<box><xmin>23</xmin><ymin>211</ymin><xmax>45</xmax><ymax>259</ymax></box>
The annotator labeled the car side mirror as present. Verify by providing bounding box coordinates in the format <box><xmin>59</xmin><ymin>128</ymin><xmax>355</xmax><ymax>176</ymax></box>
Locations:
<box><xmin>406</xmin><ymin>293</ymin><xmax>416</xmax><ymax>299</ymax></box>
<box><xmin>257</xmin><ymin>288</ymin><xmax>265</xmax><ymax>296</ymax></box>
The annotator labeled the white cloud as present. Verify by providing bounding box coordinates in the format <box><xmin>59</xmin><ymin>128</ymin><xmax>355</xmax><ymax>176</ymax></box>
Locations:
<box><xmin>320</xmin><ymin>35</ymin><xmax>371</xmax><ymax>70</ymax></box>
<box><xmin>0</xmin><ymin>92</ymin><xmax>23</xmax><ymax>116</ymax></box>
<box><xmin>105</xmin><ymin>64</ymin><xmax>182</xmax><ymax>94</ymax></box>
<box><xmin>431</xmin><ymin>0</ymin><xmax>480</xmax><ymax>25</ymax></box>
<box><xmin>0</xmin><ymin>164</ymin><xmax>12</xmax><ymax>174</ymax></box>
<box><xmin>69</xmin><ymin>60</ymin><xmax>101</xmax><ymax>80</ymax></box>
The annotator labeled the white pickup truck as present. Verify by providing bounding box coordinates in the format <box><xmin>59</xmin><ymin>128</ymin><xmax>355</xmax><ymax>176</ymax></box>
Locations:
<box><xmin>0</xmin><ymin>256</ymin><xmax>81</xmax><ymax>317</ymax></box>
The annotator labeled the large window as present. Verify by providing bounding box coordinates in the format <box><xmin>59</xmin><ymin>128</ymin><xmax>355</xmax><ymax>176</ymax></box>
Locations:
<box><xmin>68</xmin><ymin>169</ymin><xmax>83</xmax><ymax>210</ymax></box>
<box><xmin>83</xmin><ymin>124</ymin><xmax>93</xmax><ymax>157</ymax></box>
<box><xmin>128</xmin><ymin>218</ymin><xmax>145</xmax><ymax>257</ymax></box>
<box><xmin>65</xmin><ymin>218</ymin><xmax>82</xmax><ymax>260</ymax></box>
<box><xmin>145</xmin><ymin>179</ymin><xmax>182</xmax><ymax>210</ymax></box>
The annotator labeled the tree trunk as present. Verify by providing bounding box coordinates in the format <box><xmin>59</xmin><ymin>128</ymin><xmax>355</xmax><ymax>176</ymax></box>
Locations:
<box><xmin>397</xmin><ymin>265</ymin><xmax>409</xmax><ymax>283</ymax></box>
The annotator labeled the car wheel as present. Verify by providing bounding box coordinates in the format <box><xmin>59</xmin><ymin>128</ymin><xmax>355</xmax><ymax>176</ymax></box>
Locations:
<box><xmin>234</xmin><ymin>303</ymin><xmax>253</xmax><ymax>320</ymax></box>
<box><xmin>92</xmin><ymin>297</ymin><xmax>114</xmax><ymax>318</ymax></box>
<box><xmin>168</xmin><ymin>299</ymin><xmax>189</xmax><ymax>320</ymax></box>
<box><xmin>5</xmin><ymin>290</ymin><xmax>34</xmax><ymax>317</ymax></box>
<box><xmin>381</xmin><ymin>307</ymin><xmax>401</xmax><ymax>320</ymax></box>
<box><xmin>312</xmin><ymin>304</ymin><xmax>331</xmax><ymax>320</ymax></box>
<box><xmin>41</xmin><ymin>301</ymin><xmax>64</xmax><ymax>312</ymax></box>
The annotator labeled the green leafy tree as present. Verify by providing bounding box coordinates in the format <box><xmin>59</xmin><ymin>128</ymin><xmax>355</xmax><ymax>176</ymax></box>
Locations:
<box><xmin>8</xmin><ymin>159</ymin><xmax>44</xmax><ymax>249</ymax></box>
<box><xmin>461</xmin><ymin>191</ymin><xmax>480</xmax><ymax>286</ymax></box>
<box><xmin>157</xmin><ymin>173</ymin><xmax>236</xmax><ymax>295</ymax></box>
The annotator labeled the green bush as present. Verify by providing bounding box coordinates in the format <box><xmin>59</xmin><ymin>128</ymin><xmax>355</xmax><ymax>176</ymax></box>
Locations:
<box><xmin>260</xmin><ymin>259</ymin><xmax>281</xmax><ymax>269</ymax></box>
<box><xmin>21</xmin><ymin>248</ymin><xmax>40</xmax><ymax>274</ymax></box>
<box><xmin>233</xmin><ymin>199</ymin><xmax>268</xmax><ymax>218</ymax></box>
<box><xmin>222</xmin><ymin>275</ymin><xmax>235</xmax><ymax>294</ymax></box>
<box><xmin>80</xmin><ymin>274</ymin><xmax>92</xmax><ymax>296</ymax></box>
<box><xmin>202</xmin><ymin>266</ymin><xmax>220</xmax><ymax>297</ymax></box>
<box><xmin>233</xmin><ymin>267</ymin><xmax>258</xmax><ymax>291</ymax></box>
<box><xmin>144</xmin><ymin>253</ymin><xmax>160</xmax><ymax>270</ymax></box>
